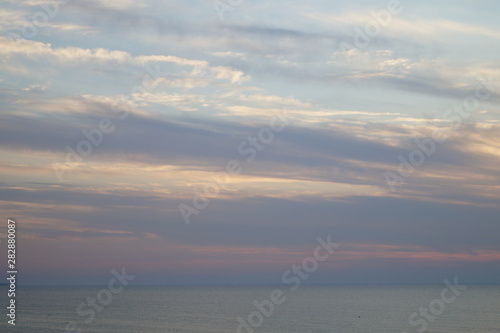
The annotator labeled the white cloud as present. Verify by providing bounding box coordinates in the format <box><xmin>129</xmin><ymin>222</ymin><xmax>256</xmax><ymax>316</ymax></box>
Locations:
<box><xmin>309</xmin><ymin>12</ymin><xmax>500</xmax><ymax>40</ymax></box>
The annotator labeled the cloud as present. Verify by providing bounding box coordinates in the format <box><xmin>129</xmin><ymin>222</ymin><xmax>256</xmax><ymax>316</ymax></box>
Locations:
<box><xmin>308</xmin><ymin>11</ymin><xmax>500</xmax><ymax>40</ymax></box>
<box><xmin>2</xmin><ymin>0</ymin><xmax>500</xmax><ymax>285</ymax></box>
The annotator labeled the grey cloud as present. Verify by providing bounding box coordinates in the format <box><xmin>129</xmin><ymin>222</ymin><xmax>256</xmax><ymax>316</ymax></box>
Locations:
<box><xmin>4</xmin><ymin>185</ymin><xmax>500</xmax><ymax>253</ymax></box>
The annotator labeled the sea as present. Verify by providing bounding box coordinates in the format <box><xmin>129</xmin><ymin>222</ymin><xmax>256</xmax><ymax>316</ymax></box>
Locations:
<box><xmin>0</xmin><ymin>285</ymin><xmax>499</xmax><ymax>332</ymax></box>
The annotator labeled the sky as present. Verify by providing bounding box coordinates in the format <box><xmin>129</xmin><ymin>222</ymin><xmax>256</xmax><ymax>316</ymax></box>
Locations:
<box><xmin>0</xmin><ymin>0</ymin><xmax>500</xmax><ymax>286</ymax></box>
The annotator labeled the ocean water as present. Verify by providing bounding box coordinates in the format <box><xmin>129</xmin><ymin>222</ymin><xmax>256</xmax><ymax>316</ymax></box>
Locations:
<box><xmin>1</xmin><ymin>285</ymin><xmax>499</xmax><ymax>332</ymax></box>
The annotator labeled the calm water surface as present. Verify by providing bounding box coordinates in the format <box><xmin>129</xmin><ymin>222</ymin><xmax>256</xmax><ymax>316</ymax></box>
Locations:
<box><xmin>1</xmin><ymin>285</ymin><xmax>499</xmax><ymax>332</ymax></box>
